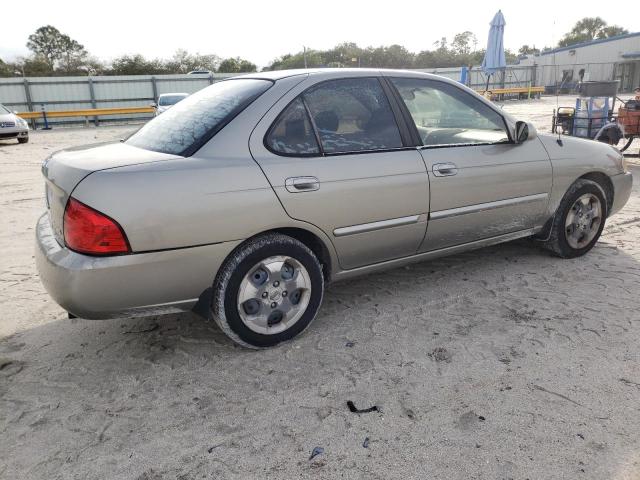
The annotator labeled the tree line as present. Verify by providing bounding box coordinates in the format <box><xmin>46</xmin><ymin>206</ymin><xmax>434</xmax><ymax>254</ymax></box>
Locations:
<box><xmin>0</xmin><ymin>17</ymin><xmax>629</xmax><ymax>77</ymax></box>
<box><xmin>0</xmin><ymin>25</ymin><xmax>257</xmax><ymax>77</ymax></box>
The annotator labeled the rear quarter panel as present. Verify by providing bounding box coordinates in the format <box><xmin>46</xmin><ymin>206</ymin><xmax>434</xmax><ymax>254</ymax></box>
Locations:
<box><xmin>71</xmin><ymin>154</ymin><xmax>288</xmax><ymax>252</ymax></box>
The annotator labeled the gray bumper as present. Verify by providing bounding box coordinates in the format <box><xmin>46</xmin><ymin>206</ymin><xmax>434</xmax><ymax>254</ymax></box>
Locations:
<box><xmin>35</xmin><ymin>213</ymin><xmax>240</xmax><ymax>319</ymax></box>
<box><xmin>0</xmin><ymin>127</ymin><xmax>28</xmax><ymax>139</ymax></box>
<box><xmin>609</xmin><ymin>171</ymin><xmax>633</xmax><ymax>216</ymax></box>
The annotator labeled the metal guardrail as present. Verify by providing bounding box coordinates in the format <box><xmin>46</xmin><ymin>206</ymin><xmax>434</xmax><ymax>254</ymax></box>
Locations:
<box><xmin>18</xmin><ymin>106</ymin><xmax>154</xmax><ymax>119</ymax></box>
<box><xmin>17</xmin><ymin>106</ymin><xmax>155</xmax><ymax>128</ymax></box>
<box><xmin>475</xmin><ymin>86</ymin><xmax>545</xmax><ymax>95</ymax></box>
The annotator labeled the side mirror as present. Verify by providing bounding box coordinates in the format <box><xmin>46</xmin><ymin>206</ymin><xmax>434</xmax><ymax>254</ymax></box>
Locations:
<box><xmin>150</xmin><ymin>103</ymin><xmax>157</xmax><ymax>109</ymax></box>
<box><xmin>515</xmin><ymin>121</ymin><xmax>529</xmax><ymax>143</ymax></box>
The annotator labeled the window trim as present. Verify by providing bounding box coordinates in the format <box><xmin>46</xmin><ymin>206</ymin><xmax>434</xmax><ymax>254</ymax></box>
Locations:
<box><xmin>263</xmin><ymin>96</ymin><xmax>322</xmax><ymax>158</ymax></box>
<box><xmin>263</xmin><ymin>76</ymin><xmax>414</xmax><ymax>158</ymax></box>
<box><xmin>386</xmin><ymin>77</ymin><xmax>514</xmax><ymax>149</ymax></box>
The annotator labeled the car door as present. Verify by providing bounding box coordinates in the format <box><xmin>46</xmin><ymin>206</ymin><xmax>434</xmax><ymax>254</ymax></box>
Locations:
<box><xmin>249</xmin><ymin>75</ymin><xmax>429</xmax><ymax>270</ymax></box>
<box><xmin>386</xmin><ymin>76</ymin><xmax>552</xmax><ymax>252</ymax></box>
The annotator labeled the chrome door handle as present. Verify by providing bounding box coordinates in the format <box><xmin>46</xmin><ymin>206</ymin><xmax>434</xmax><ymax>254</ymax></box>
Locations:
<box><xmin>432</xmin><ymin>163</ymin><xmax>458</xmax><ymax>177</ymax></box>
<box><xmin>285</xmin><ymin>176</ymin><xmax>320</xmax><ymax>193</ymax></box>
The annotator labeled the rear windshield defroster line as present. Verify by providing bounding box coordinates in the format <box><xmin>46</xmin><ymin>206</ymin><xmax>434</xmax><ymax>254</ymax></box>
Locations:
<box><xmin>126</xmin><ymin>79</ymin><xmax>273</xmax><ymax>157</ymax></box>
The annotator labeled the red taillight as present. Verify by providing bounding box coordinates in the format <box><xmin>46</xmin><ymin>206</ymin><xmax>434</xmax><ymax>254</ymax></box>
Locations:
<box><xmin>63</xmin><ymin>198</ymin><xmax>130</xmax><ymax>255</ymax></box>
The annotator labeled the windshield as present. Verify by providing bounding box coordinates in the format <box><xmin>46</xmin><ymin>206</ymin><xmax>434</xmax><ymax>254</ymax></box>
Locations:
<box><xmin>127</xmin><ymin>79</ymin><xmax>272</xmax><ymax>156</ymax></box>
<box><xmin>0</xmin><ymin>104</ymin><xmax>11</xmax><ymax>114</ymax></box>
<box><xmin>158</xmin><ymin>94</ymin><xmax>188</xmax><ymax>106</ymax></box>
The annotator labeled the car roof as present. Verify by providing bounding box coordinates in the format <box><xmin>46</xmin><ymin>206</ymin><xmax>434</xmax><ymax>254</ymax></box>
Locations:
<box><xmin>234</xmin><ymin>68</ymin><xmax>449</xmax><ymax>82</ymax></box>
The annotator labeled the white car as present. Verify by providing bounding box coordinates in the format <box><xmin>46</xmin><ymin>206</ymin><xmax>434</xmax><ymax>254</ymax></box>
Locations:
<box><xmin>154</xmin><ymin>93</ymin><xmax>189</xmax><ymax>115</ymax></box>
<box><xmin>0</xmin><ymin>103</ymin><xmax>29</xmax><ymax>143</ymax></box>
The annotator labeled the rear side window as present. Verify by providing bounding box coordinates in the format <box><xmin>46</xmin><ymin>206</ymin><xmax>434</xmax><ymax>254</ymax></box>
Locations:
<box><xmin>304</xmin><ymin>78</ymin><xmax>402</xmax><ymax>154</ymax></box>
<box><xmin>127</xmin><ymin>79</ymin><xmax>272</xmax><ymax>156</ymax></box>
<box><xmin>266</xmin><ymin>98</ymin><xmax>320</xmax><ymax>155</ymax></box>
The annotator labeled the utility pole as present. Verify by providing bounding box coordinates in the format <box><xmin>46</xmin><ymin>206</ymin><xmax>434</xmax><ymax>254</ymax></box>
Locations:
<box><xmin>303</xmin><ymin>46</ymin><xmax>308</xmax><ymax>69</ymax></box>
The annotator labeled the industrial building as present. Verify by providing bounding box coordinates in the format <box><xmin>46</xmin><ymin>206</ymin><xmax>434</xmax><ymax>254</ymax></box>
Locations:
<box><xmin>517</xmin><ymin>32</ymin><xmax>640</xmax><ymax>92</ymax></box>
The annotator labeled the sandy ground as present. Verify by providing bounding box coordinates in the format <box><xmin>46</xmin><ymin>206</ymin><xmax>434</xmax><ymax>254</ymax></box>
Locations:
<box><xmin>1</xmin><ymin>96</ymin><xmax>640</xmax><ymax>480</ymax></box>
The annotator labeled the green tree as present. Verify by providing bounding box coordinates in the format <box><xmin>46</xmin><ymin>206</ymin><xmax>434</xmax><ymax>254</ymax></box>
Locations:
<box><xmin>451</xmin><ymin>31</ymin><xmax>477</xmax><ymax>55</ymax></box>
<box><xmin>15</xmin><ymin>55</ymin><xmax>53</xmax><ymax>76</ymax></box>
<box><xmin>26</xmin><ymin>25</ymin><xmax>87</xmax><ymax>71</ymax></box>
<box><xmin>0</xmin><ymin>58</ymin><xmax>13</xmax><ymax>77</ymax></box>
<box><xmin>598</xmin><ymin>26</ymin><xmax>628</xmax><ymax>39</ymax></box>
<box><xmin>518</xmin><ymin>45</ymin><xmax>540</xmax><ymax>56</ymax></box>
<box><xmin>558</xmin><ymin>17</ymin><xmax>628</xmax><ymax>47</ymax></box>
<box><xmin>164</xmin><ymin>49</ymin><xmax>220</xmax><ymax>73</ymax></box>
<box><xmin>108</xmin><ymin>54</ymin><xmax>169</xmax><ymax>75</ymax></box>
<box><xmin>218</xmin><ymin>57</ymin><xmax>257</xmax><ymax>73</ymax></box>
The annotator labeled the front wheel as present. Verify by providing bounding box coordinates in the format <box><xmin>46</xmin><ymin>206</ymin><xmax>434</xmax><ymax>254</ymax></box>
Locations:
<box><xmin>211</xmin><ymin>233</ymin><xmax>324</xmax><ymax>348</ymax></box>
<box><xmin>544</xmin><ymin>179</ymin><xmax>607</xmax><ymax>258</ymax></box>
<box><xmin>18</xmin><ymin>137</ymin><xmax>29</xmax><ymax>144</ymax></box>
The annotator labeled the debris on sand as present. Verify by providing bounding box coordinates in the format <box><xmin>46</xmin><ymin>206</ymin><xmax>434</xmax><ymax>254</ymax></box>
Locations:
<box><xmin>207</xmin><ymin>443</ymin><xmax>223</xmax><ymax>453</ymax></box>
<box><xmin>429</xmin><ymin>347</ymin><xmax>452</xmax><ymax>363</ymax></box>
<box><xmin>347</xmin><ymin>401</ymin><xmax>378</xmax><ymax>414</ymax></box>
<box><xmin>309</xmin><ymin>446</ymin><xmax>324</xmax><ymax>460</ymax></box>
<box><xmin>362</xmin><ymin>437</ymin><xmax>370</xmax><ymax>448</ymax></box>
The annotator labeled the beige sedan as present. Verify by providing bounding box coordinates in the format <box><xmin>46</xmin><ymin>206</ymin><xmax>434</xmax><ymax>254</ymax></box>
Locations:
<box><xmin>36</xmin><ymin>69</ymin><xmax>632</xmax><ymax>348</ymax></box>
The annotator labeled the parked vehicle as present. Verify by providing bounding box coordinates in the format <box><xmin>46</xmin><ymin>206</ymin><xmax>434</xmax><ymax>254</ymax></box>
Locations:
<box><xmin>36</xmin><ymin>69</ymin><xmax>633</xmax><ymax>348</ymax></box>
<box><xmin>0</xmin><ymin>103</ymin><xmax>29</xmax><ymax>144</ymax></box>
<box><xmin>153</xmin><ymin>93</ymin><xmax>189</xmax><ymax>115</ymax></box>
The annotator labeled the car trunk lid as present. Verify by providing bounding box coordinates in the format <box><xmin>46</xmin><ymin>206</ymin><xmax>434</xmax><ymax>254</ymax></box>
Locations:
<box><xmin>43</xmin><ymin>142</ymin><xmax>180</xmax><ymax>245</ymax></box>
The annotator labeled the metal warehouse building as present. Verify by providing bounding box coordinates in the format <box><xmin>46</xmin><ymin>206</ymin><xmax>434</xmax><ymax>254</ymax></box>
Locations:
<box><xmin>517</xmin><ymin>32</ymin><xmax>640</xmax><ymax>92</ymax></box>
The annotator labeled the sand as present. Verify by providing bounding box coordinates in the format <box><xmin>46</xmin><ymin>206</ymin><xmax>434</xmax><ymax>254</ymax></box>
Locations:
<box><xmin>1</xmin><ymin>95</ymin><xmax>639</xmax><ymax>479</ymax></box>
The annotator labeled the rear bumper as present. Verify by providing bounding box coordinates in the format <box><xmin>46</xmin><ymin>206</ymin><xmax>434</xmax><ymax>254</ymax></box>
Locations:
<box><xmin>35</xmin><ymin>213</ymin><xmax>240</xmax><ymax>319</ymax></box>
<box><xmin>610</xmin><ymin>171</ymin><xmax>633</xmax><ymax>216</ymax></box>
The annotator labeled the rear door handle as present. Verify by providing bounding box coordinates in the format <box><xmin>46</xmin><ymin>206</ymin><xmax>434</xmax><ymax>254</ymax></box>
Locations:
<box><xmin>285</xmin><ymin>176</ymin><xmax>320</xmax><ymax>193</ymax></box>
<box><xmin>432</xmin><ymin>163</ymin><xmax>458</xmax><ymax>177</ymax></box>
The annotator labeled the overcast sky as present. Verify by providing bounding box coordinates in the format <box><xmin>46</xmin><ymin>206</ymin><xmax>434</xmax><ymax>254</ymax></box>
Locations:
<box><xmin>1</xmin><ymin>0</ymin><xmax>637</xmax><ymax>68</ymax></box>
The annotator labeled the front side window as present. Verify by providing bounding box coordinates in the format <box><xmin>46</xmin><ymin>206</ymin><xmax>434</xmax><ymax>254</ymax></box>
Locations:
<box><xmin>302</xmin><ymin>78</ymin><xmax>403</xmax><ymax>154</ymax></box>
<box><xmin>265</xmin><ymin>97</ymin><xmax>320</xmax><ymax>155</ymax></box>
<box><xmin>127</xmin><ymin>79</ymin><xmax>272</xmax><ymax>156</ymax></box>
<box><xmin>390</xmin><ymin>78</ymin><xmax>509</xmax><ymax>147</ymax></box>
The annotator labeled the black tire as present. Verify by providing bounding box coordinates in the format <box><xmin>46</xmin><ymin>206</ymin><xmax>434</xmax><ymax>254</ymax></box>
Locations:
<box><xmin>543</xmin><ymin>179</ymin><xmax>608</xmax><ymax>258</ymax></box>
<box><xmin>619</xmin><ymin>136</ymin><xmax>633</xmax><ymax>153</ymax></box>
<box><xmin>18</xmin><ymin>137</ymin><xmax>28</xmax><ymax>144</ymax></box>
<box><xmin>211</xmin><ymin>233</ymin><xmax>324</xmax><ymax>348</ymax></box>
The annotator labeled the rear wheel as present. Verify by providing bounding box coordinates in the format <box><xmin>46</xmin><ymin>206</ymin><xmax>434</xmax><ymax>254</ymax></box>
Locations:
<box><xmin>211</xmin><ymin>233</ymin><xmax>324</xmax><ymax>348</ymax></box>
<box><xmin>544</xmin><ymin>179</ymin><xmax>607</xmax><ymax>258</ymax></box>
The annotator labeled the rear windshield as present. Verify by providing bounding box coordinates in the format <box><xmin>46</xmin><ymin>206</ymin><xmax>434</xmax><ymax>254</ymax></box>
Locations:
<box><xmin>126</xmin><ymin>79</ymin><xmax>272</xmax><ymax>156</ymax></box>
<box><xmin>158</xmin><ymin>94</ymin><xmax>187</xmax><ymax>106</ymax></box>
